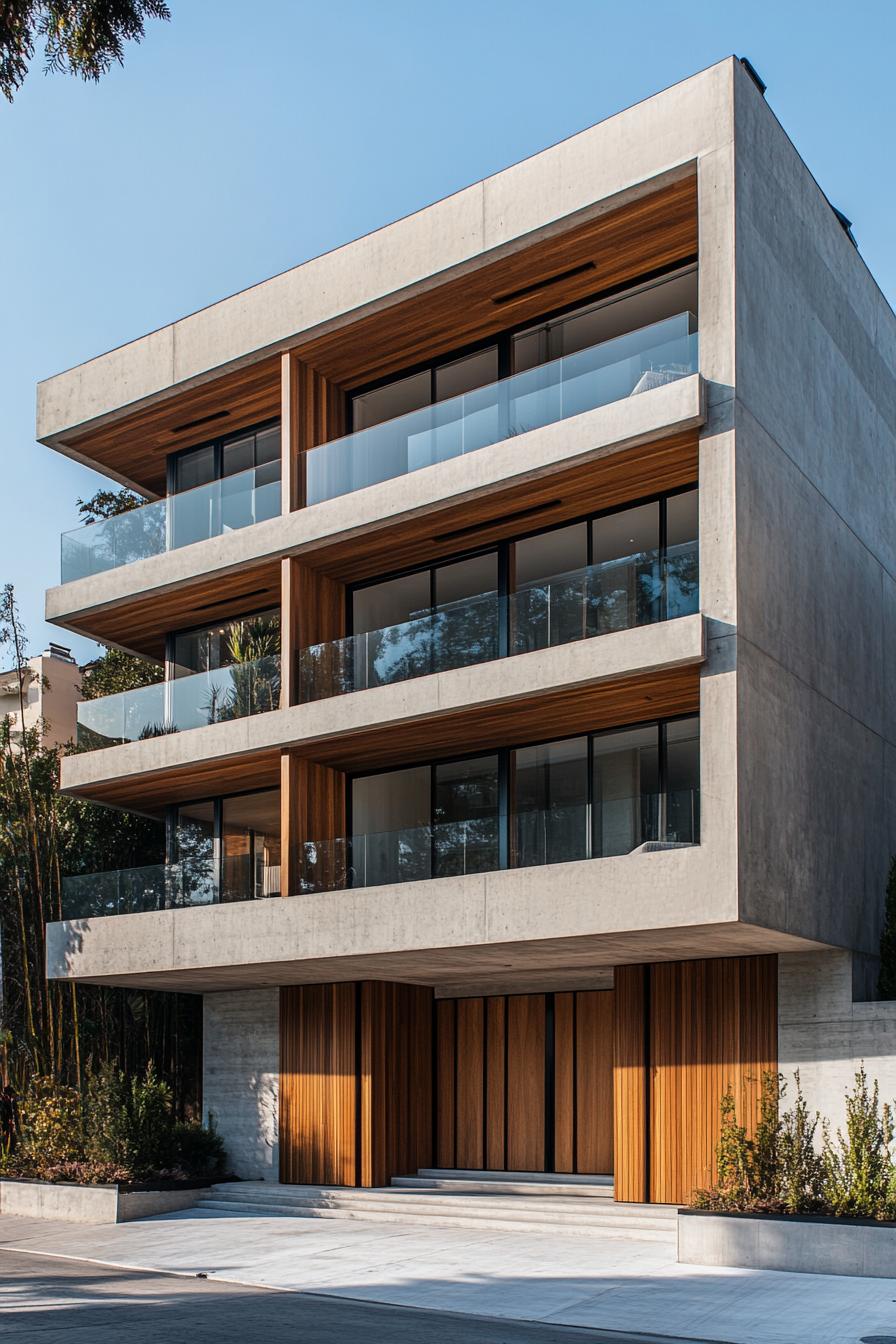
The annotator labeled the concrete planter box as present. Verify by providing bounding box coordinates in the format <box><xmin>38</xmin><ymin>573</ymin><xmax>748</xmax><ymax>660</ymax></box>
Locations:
<box><xmin>0</xmin><ymin>1178</ymin><xmax>202</xmax><ymax>1224</ymax></box>
<box><xmin>679</xmin><ymin>1208</ymin><xmax>896</xmax><ymax>1279</ymax></box>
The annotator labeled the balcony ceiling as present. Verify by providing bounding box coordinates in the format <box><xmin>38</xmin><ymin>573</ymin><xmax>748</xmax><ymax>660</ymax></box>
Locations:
<box><xmin>61</xmin><ymin>173</ymin><xmax>697</xmax><ymax>497</ymax></box>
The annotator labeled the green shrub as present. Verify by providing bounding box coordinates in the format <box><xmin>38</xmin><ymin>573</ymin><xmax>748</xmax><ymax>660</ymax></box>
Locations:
<box><xmin>695</xmin><ymin>1067</ymin><xmax>896</xmax><ymax>1220</ymax></box>
<box><xmin>823</xmin><ymin>1067</ymin><xmax>896</xmax><ymax>1219</ymax></box>
<box><xmin>173</xmin><ymin>1115</ymin><xmax>226</xmax><ymax>1180</ymax></box>
<box><xmin>3</xmin><ymin>1064</ymin><xmax>226</xmax><ymax>1185</ymax></box>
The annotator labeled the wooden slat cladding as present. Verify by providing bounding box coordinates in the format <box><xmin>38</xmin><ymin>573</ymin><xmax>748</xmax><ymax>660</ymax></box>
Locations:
<box><xmin>648</xmin><ymin>955</ymin><xmax>777</xmax><ymax>1205</ymax></box>
<box><xmin>360</xmin><ymin>982</ymin><xmax>433</xmax><ymax>1188</ymax></box>
<box><xmin>281</xmin><ymin>753</ymin><xmax>346</xmax><ymax>899</ymax></box>
<box><xmin>279</xmin><ymin>980</ymin><xmax>433</xmax><ymax>1188</ymax></box>
<box><xmin>612</xmin><ymin>956</ymin><xmax>778</xmax><ymax>1206</ymax></box>
<box><xmin>436</xmin><ymin>990</ymin><xmax>613</xmax><ymax>1175</ymax></box>
<box><xmin>279</xmin><ymin>983</ymin><xmax>356</xmax><ymax>1185</ymax></box>
<box><xmin>280</xmin><ymin>558</ymin><xmax>345</xmax><ymax>708</ymax></box>
<box><xmin>506</xmin><ymin>994</ymin><xmax>546</xmax><ymax>1171</ymax></box>
<box><xmin>294</xmin><ymin>175</ymin><xmax>698</xmax><ymax>389</ymax></box>
<box><xmin>68</xmin><ymin>356</ymin><xmax>282</xmax><ymax>497</ymax></box>
<box><xmin>612</xmin><ymin>964</ymin><xmax>649</xmax><ymax>1202</ymax></box>
<box><xmin>62</xmin><ymin>173</ymin><xmax>696</xmax><ymax>493</ymax></box>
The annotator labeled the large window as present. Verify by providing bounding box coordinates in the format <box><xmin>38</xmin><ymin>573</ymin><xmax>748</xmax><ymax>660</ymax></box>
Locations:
<box><xmin>346</xmin><ymin>716</ymin><xmax>699</xmax><ymax>887</ymax></box>
<box><xmin>170</xmin><ymin>788</ymin><xmax>281</xmax><ymax>903</ymax></box>
<box><xmin>168</xmin><ymin>421</ymin><xmax>281</xmax><ymax>547</ymax></box>
<box><xmin>349</xmin><ymin>266</ymin><xmax>697</xmax><ymax>433</ymax></box>
<box><xmin>328</xmin><ymin>489</ymin><xmax>697</xmax><ymax>700</ymax></box>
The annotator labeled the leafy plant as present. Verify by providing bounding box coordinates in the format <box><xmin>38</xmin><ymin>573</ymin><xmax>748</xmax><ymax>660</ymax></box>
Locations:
<box><xmin>822</xmin><ymin>1067</ymin><xmax>896</xmax><ymax>1219</ymax></box>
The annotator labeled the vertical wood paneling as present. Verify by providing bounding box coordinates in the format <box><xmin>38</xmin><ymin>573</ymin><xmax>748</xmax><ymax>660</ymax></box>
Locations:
<box><xmin>576</xmin><ymin>990</ymin><xmax>614</xmax><ymax>1175</ymax></box>
<box><xmin>613</xmin><ymin>964</ymin><xmax>648</xmax><ymax>1203</ymax></box>
<box><xmin>435</xmin><ymin>999</ymin><xmax>456</xmax><ymax>1169</ymax></box>
<box><xmin>280</xmin><ymin>754</ymin><xmax>347</xmax><ymax>898</ymax></box>
<box><xmin>279</xmin><ymin>983</ymin><xmax>356</xmax><ymax>1186</ymax></box>
<box><xmin>456</xmin><ymin>998</ymin><xmax>485</xmax><ymax>1169</ymax></box>
<box><xmin>554</xmin><ymin>992</ymin><xmax>575</xmax><ymax>1173</ymax></box>
<box><xmin>506</xmin><ymin>994</ymin><xmax>545</xmax><ymax>1171</ymax></box>
<box><xmin>648</xmin><ymin>955</ymin><xmax>778</xmax><ymax>1205</ymax></box>
<box><xmin>360</xmin><ymin>981</ymin><xmax>433</xmax><ymax>1188</ymax></box>
<box><xmin>485</xmin><ymin>996</ymin><xmax>506</xmax><ymax>1170</ymax></box>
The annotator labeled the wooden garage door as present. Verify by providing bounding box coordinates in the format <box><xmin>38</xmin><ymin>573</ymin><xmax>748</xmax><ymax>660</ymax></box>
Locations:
<box><xmin>435</xmin><ymin>990</ymin><xmax>614</xmax><ymax>1174</ymax></box>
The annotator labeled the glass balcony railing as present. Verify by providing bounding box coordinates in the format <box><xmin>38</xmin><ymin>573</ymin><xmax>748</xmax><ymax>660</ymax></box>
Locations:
<box><xmin>76</xmin><ymin>655</ymin><xmax>281</xmax><ymax>749</ymax></box>
<box><xmin>58</xmin><ymin>790</ymin><xmax>699</xmax><ymax>919</ymax></box>
<box><xmin>62</xmin><ymin>860</ymin><xmax>218</xmax><ymax>920</ymax></box>
<box><xmin>298</xmin><ymin>542</ymin><xmax>698</xmax><ymax>703</ymax></box>
<box><xmin>60</xmin><ymin>466</ymin><xmax>281</xmax><ymax>583</ymax></box>
<box><xmin>297</xmin><ymin>790</ymin><xmax>700</xmax><ymax>895</ymax></box>
<box><xmin>305</xmin><ymin>313</ymin><xmax>698</xmax><ymax>505</ymax></box>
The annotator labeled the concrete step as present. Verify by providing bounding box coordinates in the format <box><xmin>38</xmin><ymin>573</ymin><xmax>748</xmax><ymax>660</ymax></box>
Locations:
<box><xmin>414</xmin><ymin>1168</ymin><xmax>614</xmax><ymax>1190</ymax></box>
<box><xmin>392</xmin><ymin>1174</ymin><xmax>614</xmax><ymax>1199</ymax></box>
<box><xmin>194</xmin><ymin>1196</ymin><xmax>675</xmax><ymax>1240</ymax></box>
<box><xmin>194</xmin><ymin>1182</ymin><xmax>678</xmax><ymax>1241</ymax></box>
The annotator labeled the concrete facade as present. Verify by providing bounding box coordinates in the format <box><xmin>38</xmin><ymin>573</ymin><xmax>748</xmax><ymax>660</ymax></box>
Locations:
<box><xmin>37</xmin><ymin>59</ymin><xmax>896</xmax><ymax>1196</ymax></box>
<box><xmin>203</xmin><ymin>989</ymin><xmax>279</xmax><ymax>1180</ymax></box>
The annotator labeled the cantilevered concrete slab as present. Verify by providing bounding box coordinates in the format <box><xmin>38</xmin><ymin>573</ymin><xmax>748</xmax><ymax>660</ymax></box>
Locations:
<box><xmin>36</xmin><ymin>58</ymin><xmax>734</xmax><ymax>453</ymax></box>
<box><xmin>60</xmin><ymin>613</ymin><xmax>705</xmax><ymax>803</ymax></box>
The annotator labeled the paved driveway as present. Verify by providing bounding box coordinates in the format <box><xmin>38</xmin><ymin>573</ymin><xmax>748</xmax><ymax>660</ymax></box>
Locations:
<box><xmin>1</xmin><ymin>1208</ymin><xmax>895</xmax><ymax>1344</ymax></box>
<box><xmin>0</xmin><ymin>1249</ymin><xmax>710</xmax><ymax>1343</ymax></box>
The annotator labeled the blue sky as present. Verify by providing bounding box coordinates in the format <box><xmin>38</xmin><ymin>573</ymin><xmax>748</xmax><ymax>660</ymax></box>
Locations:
<box><xmin>1</xmin><ymin>0</ymin><xmax>894</xmax><ymax>662</ymax></box>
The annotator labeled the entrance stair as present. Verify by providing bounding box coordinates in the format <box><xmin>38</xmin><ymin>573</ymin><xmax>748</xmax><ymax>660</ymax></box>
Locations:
<box><xmin>194</xmin><ymin>1169</ymin><xmax>679</xmax><ymax>1241</ymax></box>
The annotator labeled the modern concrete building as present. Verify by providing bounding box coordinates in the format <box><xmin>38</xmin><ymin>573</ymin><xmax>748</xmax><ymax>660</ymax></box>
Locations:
<box><xmin>41</xmin><ymin>58</ymin><xmax>896</xmax><ymax>1206</ymax></box>
<box><xmin>0</xmin><ymin>643</ymin><xmax>82</xmax><ymax>752</ymax></box>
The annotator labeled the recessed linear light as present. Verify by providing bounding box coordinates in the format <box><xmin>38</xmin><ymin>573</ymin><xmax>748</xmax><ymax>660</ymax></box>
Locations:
<box><xmin>433</xmin><ymin>499</ymin><xmax>564</xmax><ymax>543</ymax></box>
<box><xmin>491</xmin><ymin>262</ymin><xmax>596</xmax><ymax>306</ymax></box>
<box><xmin>171</xmin><ymin>410</ymin><xmax>231</xmax><ymax>435</ymax></box>
<box><xmin>195</xmin><ymin>586</ymin><xmax>272</xmax><ymax>612</ymax></box>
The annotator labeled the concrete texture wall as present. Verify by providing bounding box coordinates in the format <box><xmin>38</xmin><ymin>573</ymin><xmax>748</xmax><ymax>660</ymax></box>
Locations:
<box><xmin>732</xmin><ymin>61</ymin><xmax>896</xmax><ymax>956</ymax></box>
<box><xmin>203</xmin><ymin>989</ymin><xmax>279</xmax><ymax>1181</ymax></box>
<box><xmin>779</xmin><ymin>952</ymin><xmax>896</xmax><ymax>1135</ymax></box>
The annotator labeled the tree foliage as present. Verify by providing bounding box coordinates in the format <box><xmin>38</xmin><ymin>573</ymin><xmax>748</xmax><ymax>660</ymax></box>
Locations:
<box><xmin>0</xmin><ymin>583</ymin><xmax>199</xmax><ymax>1105</ymax></box>
<box><xmin>76</xmin><ymin>487</ymin><xmax>145</xmax><ymax>524</ymax></box>
<box><xmin>1</xmin><ymin>0</ymin><xmax>170</xmax><ymax>103</ymax></box>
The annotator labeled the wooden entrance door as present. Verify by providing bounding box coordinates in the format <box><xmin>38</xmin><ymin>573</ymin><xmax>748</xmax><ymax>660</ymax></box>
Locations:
<box><xmin>435</xmin><ymin>990</ymin><xmax>614</xmax><ymax>1174</ymax></box>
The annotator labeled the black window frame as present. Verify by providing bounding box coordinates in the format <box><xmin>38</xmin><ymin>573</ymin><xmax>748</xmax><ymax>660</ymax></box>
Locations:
<box><xmin>166</xmin><ymin>784</ymin><xmax>281</xmax><ymax>902</ymax></box>
<box><xmin>166</xmin><ymin>417</ymin><xmax>281</xmax><ymax>497</ymax></box>
<box><xmin>345</xmin><ymin>257</ymin><xmax>698</xmax><ymax>433</ymax></box>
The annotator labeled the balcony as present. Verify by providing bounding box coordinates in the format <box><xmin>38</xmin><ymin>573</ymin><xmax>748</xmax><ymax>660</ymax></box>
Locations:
<box><xmin>61</xmin><ymin>790</ymin><xmax>699</xmax><ymax>920</ymax></box>
<box><xmin>60</xmin><ymin>464</ymin><xmax>281</xmax><ymax>583</ymax></box>
<box><xmin>300</xmin><ymin>541</ymin><xmax>698</xmax><ymax>703</ymax></box>
<box><xmin>306</xmin><ymin>312</ymin><xmax>697</xmax><ymax>505</ymax></box>
<box><xmin>75</xmin><ymin>655</ymin><xmax>281</xmax><ymax>749</ymax></box>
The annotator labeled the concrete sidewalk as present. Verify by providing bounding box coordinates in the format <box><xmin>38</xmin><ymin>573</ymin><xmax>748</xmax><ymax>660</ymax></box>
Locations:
<box><xmin>1</xmin><ymin>1207</ymin><xmax>894</xmax><ymax>1344</ymax></box>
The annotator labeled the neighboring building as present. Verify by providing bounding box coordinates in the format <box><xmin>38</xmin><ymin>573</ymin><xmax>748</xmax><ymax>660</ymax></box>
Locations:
<box><xmin>39</xmin><ymin>59</ymin><xmax>896</xmax><ymax>1203</ymax></box>
<box><xmin>0</xmin><ymin>643</ymin><xmax>82</xmax><ymax>752</ymax></box>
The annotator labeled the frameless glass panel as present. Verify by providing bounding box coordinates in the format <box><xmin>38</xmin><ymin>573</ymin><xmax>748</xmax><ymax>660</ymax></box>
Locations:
<box><xmin>352</xmin><ymin>369</ymin><xmax>431</xmax><ymax>432</ymax></box>
<box><xmin>352</xmin><ymin>765</ymin><xmax>431</xmax><ymax>887</ymax></box>
<box><xmin>433</xmin><ymin>553</ymin><xmax>499</xmax><ymax>672</ymax></box>
<box><xmin>514</xmin><ymin>736</ymin><xmax>588</xmax><ymax>867</ymax></box>
<box><xmin>665</xmin><ymin>717</ymin><xmax>700</xmax><ymax>843</ymax></box>
<box><xmin>221</xmin><ymin>789</ymin><xmax>281</xmax><ymax>902</ymax></box>
<box><xmin>432</xmin><ymin>347</ymin><xmax>501</xmax><ymax>461</ymax></box>
<box><xmin>173</xmin><ymin>610</ymin><xmax>280</xmax><ymax>675</ymax></box>
<box><xmin>665</xmin><ymin>489</ymin><xmax>699</xmax><ymax>618</ymax></box>
<box><xmin>307</xmin><ymin>315</ymin><xmax>698</xmax><ymax>506</ymax></box>
<box><xmin>352</xmin><ymin>571</ymin><xmax>431</xmax><ymax>689</ymax></box>
<box><xmin>433</xmin><ymin>754</ymin><xmax>499</xmax><ymax>877</ymax></box>
<box><xmin>174</xmin><ymin>801</ymin><xmax>218</xmax><ymax>903</ymax></box>
<box><xmin>513</xmin><ymin>522</ymin><xmax>588</xmax><ymax>653</ymax></box>
<box><xmin>591</xmin><ymin>501</ymin><xmax>661</xmax><ymax>634</ymax></box>
<box><xmin>592</xmin><ymin>724</ymin><xmax>660</xmax><ymax>857</ymax></box>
